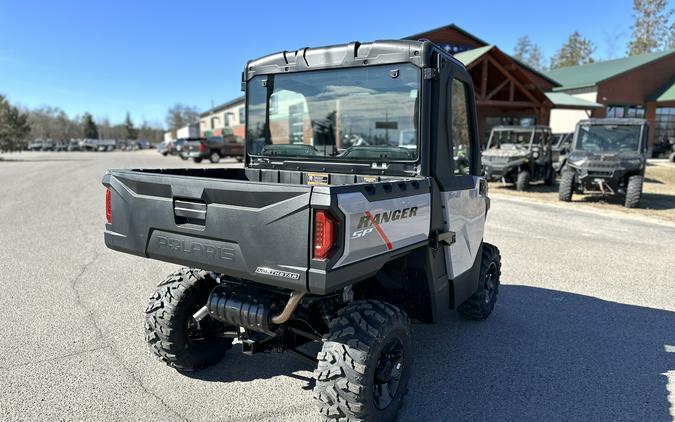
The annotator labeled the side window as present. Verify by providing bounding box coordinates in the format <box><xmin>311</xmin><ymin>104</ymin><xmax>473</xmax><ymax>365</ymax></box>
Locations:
<box><xmin>451</xmin><ymin>79</ymin><xmax>472</xmax><ymax>175</ymax></box>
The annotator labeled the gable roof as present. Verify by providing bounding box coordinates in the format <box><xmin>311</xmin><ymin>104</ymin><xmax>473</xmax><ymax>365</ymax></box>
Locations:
<box><xmin>647</xmin><ymin>77</ymin><xmax>675</xmax><ymax>102</ymax></box>
<box><xmin>454</xmin><ymin>45</ymin><xmax>560</xmax><ymax>87</ymax></box>
<box><xmin>545</xmin><ymin>92</ymin><xmax>603</xmax><ymax>109</ymax></box>
<box><xmin>404</xmin><ymin>23</ymin><xmax>489</xmax><ymax>47</ymax></box>
<box><xmin>453</xmin><ymin>45</ymin><xmax>495</xmax><ymax>66</ymax></box>
<box><xmin>546</xmin><ymin>49</ymin><xmax>675</xmax><ymax>91</ymax></box>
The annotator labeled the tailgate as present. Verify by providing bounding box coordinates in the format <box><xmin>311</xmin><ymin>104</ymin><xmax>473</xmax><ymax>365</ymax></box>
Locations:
<box><xmin>103</xmin><ymin>170</ymin><xmax>312</xmax><ymax>290</ymax></box>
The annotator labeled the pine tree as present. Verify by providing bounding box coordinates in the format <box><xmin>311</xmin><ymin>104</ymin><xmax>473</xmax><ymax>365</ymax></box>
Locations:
<box><xmin>550</xmin><ymin>32</ymin><xmax>596</xmax><ymax>69</ymax></box>
<box><xmin>627</xmin><ymin>0</ymin><xmax>674</xmax><ymax>55</ymax></box>
<box><xmin>0</xmin><ymin>94</ymin><xmax>30</xmax><ymax>152</ymax></box>
<box><xmin>81</xmin><ymin>112</ymin><xmax>99</xmax><ymax>139</ymax></box>
<box><xmin>124</xmin><ymin>112</ymin><xmax>138</xmax><ymax>140</ymax></box>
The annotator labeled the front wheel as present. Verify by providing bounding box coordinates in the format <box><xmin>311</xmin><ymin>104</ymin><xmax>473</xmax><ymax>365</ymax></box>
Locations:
<box><xmin>144</xmin><ymin>268</ymin><xmax>232</xmax><ymax>371</ymax></box>
<box><xmin>314</xmin><ymin>300</ymin><xmax>412</xmax><ymax>422</ymax></box>
<box><xmin>624</xmin><ymin>175</ymin><xmax>643</xmax><ymax>208</ymax></box>
<box><xmin>193</xmin><ymin>157</ymin><xmax>203</xmax><ymax>163</ymax></box>
<box><xmin>558</xmin><ymin>169</ymin><xmax>575</xmax><ymax>202</ymax></box>
<box><xmin>457</xmin><ymin>243</ymin><xmax>501</xmax><ymax>320</ymax></box>
<box><xmin>516</xmin><ymin>170</ymin><xmax>530</xmax><ymax>191</ymax></box>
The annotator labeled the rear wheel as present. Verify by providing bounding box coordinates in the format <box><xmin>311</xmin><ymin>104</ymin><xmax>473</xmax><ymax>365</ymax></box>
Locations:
<box><xmin>624</xmin><ymin>175</ymin><xmax>643</xmax><ymax>208</ymax></box>
<box><xmin>314</xmin><ymin>300</ymin><xmax>411</xmax><ymax>422</ymax></box>
<box><xmin>193</xmin><ymin>157</ymin><xmax>203</xmax><ymax>163</ymax></box>
<box><xmin>144</xmin><ymin>268</ymin><xmax>232</xmax><ymax>371</ymax></box>
<box><xmin>516</xmin><ymin>170</ymin><xmax>530</xmax><ymax>191</ymax></box>
<box><xmin>457</xmin><ymin>243</ymin><xmax>501</xmax><ymax>320</ymax></box>
<box><xmin>558</xmin><ymin>169</ymin><xmax>575</xmax><ymax>202</ymax></box>
<box><xmin>209</xmin><ymin>152</ymin><xmax>221</xmax><ymax>163</ymax></box>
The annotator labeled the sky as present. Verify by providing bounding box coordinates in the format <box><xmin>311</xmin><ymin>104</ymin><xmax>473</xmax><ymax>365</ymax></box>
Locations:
<box><xmin>0</xmin><ymin>0</ymin><xmax>670</xmax><ymax>127</ymax></box>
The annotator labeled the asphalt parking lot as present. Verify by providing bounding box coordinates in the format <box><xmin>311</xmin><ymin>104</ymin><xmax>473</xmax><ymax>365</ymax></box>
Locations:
<box><xmin>1</xmin><ymin>150</ymin><xmax>674</xmax><ymax>422</ymax></box>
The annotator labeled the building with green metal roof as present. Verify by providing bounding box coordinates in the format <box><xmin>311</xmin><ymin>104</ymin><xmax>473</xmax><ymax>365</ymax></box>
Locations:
<box><xmin>545</xmin><ymin>49</ymin><xmax>675</xmax><ymax>151</ymax></box>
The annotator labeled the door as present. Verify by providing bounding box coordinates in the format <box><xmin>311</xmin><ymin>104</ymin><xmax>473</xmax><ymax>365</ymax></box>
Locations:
<box><xmin>442</xmin><ymin>78</ymin><xmax>487</xmax><ymax>281</ymax></box>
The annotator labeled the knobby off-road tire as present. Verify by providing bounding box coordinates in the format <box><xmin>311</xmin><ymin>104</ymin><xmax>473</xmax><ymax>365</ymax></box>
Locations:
<box><xmin>314</xmin><ymin>300</ymin><xmax>412</xmax><ymax>422</ymax></box>
<box><xmin>457</xmin><ymin>243</ymin><xmax>501</xmax><ymax>320</ymax></box>
<box><xmin>516</xmin><ymin>170</ymin><xmax>530</xmax><ymax>191</ymax></box>
<box><xmin>624</xmin><ymin>175</ymin><xmax>643</xmax><ymax>208</ymax></box>
<box><xmin>144</xmin><ymin>268</ymin><xmax>231</xmax><ymax>371</ymax></box>
<box><xmin>558</xmin><ymin>169</ymin><xmax>575</xmax><ymax>202</ymax></box>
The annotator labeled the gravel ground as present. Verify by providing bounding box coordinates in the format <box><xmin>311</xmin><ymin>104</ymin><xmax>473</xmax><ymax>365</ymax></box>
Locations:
<box><xmin>1</xmin><ymin>150</ymin><xmax>673</xmax><ymax>422</ymax></box>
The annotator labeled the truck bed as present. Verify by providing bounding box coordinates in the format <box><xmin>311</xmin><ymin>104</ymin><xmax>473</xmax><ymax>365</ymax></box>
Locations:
<box><xmin>103</xmin><ymin>168</ymin><xmax>431</xmax><ymax>293</ymax></box>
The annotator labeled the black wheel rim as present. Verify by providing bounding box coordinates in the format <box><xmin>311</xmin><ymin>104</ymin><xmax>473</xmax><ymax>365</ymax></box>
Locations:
<box><xmin>373</xmin><ymin>337</ymin><xmax>405</xmax><ymax>410</ymax></box>
<box><xmin>483</xmin><ymin>262</ymin><xmax>498</xmax><ymax>304</ymax></box>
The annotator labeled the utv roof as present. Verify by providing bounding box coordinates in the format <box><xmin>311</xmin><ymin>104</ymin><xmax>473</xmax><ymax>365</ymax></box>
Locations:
<box><xmin>577</xmin><ymin>118</ymin><xmax>647</xmax><ymax>126</ymax></box>
<box><xmin>244</xmin><ymin>40</ymin><xmax>453</xmax><ymax>80</ymax></box>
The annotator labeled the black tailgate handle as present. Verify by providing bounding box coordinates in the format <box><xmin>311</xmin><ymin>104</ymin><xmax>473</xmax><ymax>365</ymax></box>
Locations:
<box><xmin>174</xmin><ymin>199</ymin><xmax>207</xmax><ymax>226</ymax></box>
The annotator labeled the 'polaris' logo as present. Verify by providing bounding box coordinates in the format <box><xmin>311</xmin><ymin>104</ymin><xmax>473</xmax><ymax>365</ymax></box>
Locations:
<box><xmin>357</xmin><ymin>207</ymin><xmax>418</xmax><ymax>229</ymax></box>
<box><xmin>255</xmin><ymin>267</ymin><xmax>301</xmax><ymax>280</ymax></box>
<box><xmin>156</xmin><ymin>235</ymin><xmax>234</xmax><ymax>261</ymax></box>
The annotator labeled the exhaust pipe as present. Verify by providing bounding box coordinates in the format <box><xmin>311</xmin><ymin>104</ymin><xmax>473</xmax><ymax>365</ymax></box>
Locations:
<box><xmin>192</xmin><ymin>288</ymin><xmax>305</xmax><ymax>335</ymax></box>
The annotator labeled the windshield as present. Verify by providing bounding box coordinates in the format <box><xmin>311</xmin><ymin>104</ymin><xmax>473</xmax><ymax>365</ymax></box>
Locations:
<box><xmin>246</xmin><ymin>64</ymin><xmax>420</xmax><ymax>161</ymax></box>
<box><xmin>576</xmin><ymin>124</ymin><xmax>642</xmax><ymax>153</ymax></box>
<box><xmin>487</xmin><ymin>129</ymin><xmax>534</xmax><ymax>149</ymax></box>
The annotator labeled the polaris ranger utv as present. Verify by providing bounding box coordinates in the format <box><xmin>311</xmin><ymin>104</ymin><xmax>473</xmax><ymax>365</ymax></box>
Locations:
<box><xmin>558</xmin><ymin>118</ymin><xmax>648</xmax><ymax>208</ymax></box>
<box><xmin>481</xmin><ymin>125</ymin><xmax>554</xmax><ymax>191</ymax></box>
<box><xmin>103</xmin><ymin>40</ymin><xmax>501</xmax><ymax>422</ymax></box>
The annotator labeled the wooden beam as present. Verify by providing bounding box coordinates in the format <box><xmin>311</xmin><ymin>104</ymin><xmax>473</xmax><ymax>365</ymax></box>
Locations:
<box><xmin>486</xmin><ymin>56</ymin><xmax>540</xmax><ymax>104</ymax></box>
<box><xmin>486</xmin><ymin>78</ymin><xmax>510</xmax><ymax>100</ymax></box>
<box><xmin>509</xmin><ymin>81</ymin><xmax>515</xmax><ymax>101</ymax></box>
<box><xmin>481</xmin><ymin>59</ymin><xmax>488</xmax><ymax>99</ymax></box>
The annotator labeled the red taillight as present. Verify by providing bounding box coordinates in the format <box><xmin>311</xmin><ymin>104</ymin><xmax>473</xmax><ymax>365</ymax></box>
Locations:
<box><xmin>199</xmin><ymin>142</ymin><xmax>206</xmax><ymax>153</ymax></box>
<box><xmin>313</xmin><ymin>210</ymin><xmax>335</xmax><ymax>260</ymax></box>
<box><xmin>105</xmin><ymin>188</ymin><xmax>112</xmax><ymax>224</ymax></box>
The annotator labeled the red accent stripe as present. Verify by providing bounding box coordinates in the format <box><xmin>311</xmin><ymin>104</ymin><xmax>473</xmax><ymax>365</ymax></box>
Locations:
<box><xmin>364</xmin><ymin>211</ymin><xmax>393</xmax><ymax>250</ymax></box>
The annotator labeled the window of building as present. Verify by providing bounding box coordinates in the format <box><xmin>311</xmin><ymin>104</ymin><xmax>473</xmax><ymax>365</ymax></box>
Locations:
<box><xmin>451</xmin><ymin>79</ymin><xmax>473</xmax><ymax>175</ymax></box>
<box><xmin>210</xmin><ymin>116</ymin><xmax>219</xmax><ymax>129</ymax></box>
<box><xmin>606</xmin><ymin>105</ymin><xmax>645</xmax><ymax>118</ymax></box>
<box><xmin>239</xmin><ymin>107</ymin><xmax>245</xmax><ymax>125</ymax></box>
<box><xmin>655</xmin><ymin>107</ymin><xmax>675</xmax><ymax>141</ymax></box>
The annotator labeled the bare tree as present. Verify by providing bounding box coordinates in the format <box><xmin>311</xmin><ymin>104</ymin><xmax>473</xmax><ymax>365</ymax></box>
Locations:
<box><xmin>513</xmin><ymin>35</ymin><xmax>546</xmax><ymax>70</ymax></box>
<box><xmin>166</xmin><ymin>104</ymin><xmax>200</xmax><ymax>131</ymax></box>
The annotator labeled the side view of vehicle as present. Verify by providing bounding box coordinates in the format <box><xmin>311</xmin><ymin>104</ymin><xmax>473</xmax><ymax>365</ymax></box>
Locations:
<box><xmin>559</xmin><ymin>118</ymin><xmax>648</xmax><ymax>208</ymax></box>
<box><xmin>182</xmin><ymin>132</ymin><xmax>245</xmax><ymax>163</ymax></box>
<box><xmin>103</xmin><ymin>40</ymin><xmax>502</xmax><ymax>422</ymax></box>
<box><xmin>481</xmin><ymin>125</ymin><xmax>554</xmax><ymax>191</ymax></box>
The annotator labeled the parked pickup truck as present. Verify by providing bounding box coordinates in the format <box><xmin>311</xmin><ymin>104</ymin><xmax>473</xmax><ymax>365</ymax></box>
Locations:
<box><xmin>181</xmin><ymin>132</ymin><xmax>245</xmax><ymax>163</ymax></box>
<box><xmin>103</xmin><ymin>39</ymin><xmax>502</xmax><ymax>422</ymax></box>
